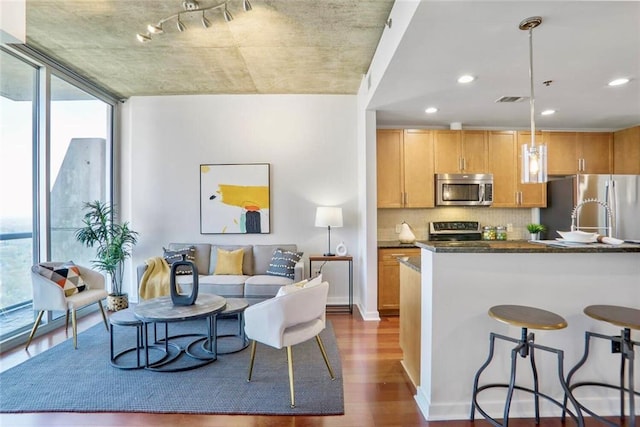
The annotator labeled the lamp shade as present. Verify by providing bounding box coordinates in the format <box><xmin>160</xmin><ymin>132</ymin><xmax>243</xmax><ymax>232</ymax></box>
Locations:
<box><xmin>315</xmin><ymin>207</ymin><xmax>343</xmax><ymax>228</ymax></box>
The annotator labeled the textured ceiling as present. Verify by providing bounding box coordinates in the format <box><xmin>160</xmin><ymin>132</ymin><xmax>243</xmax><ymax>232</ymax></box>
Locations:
<box><xmin>24</xmin><ymin>0</ymin><xmax>395</xmax><ymax>99</ymax></box>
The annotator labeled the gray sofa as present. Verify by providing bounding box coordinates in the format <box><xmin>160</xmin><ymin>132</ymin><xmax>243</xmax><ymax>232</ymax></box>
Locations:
<box><xmin>137</xmin><ymin>243</ymin><xmax>304</xmax><ymax>302</ymax></box>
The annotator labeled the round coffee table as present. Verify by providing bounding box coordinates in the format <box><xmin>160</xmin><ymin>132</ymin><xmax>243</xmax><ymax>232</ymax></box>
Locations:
<box><xmin>134</xmin><ymin>293</ymin><xmax>226</xmax><ymax>372</ymax></box>
<box><xmin>216</xmin><ymin>298</ymin><xmax>250</xmax><ymax>354</ymax></box>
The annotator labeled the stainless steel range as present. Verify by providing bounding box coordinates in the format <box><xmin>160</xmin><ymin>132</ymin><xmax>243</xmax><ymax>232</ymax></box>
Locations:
<box><xmin>428</xmin><ymin>221</ymin><xmax>482</xmax><ymax>241</ymax></box>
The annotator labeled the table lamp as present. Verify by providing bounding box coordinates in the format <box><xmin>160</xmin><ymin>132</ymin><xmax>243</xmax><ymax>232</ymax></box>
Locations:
<box><xmin>315</xmin><ymin>206</ymin><xmax>343</xmax><ymax>256</ymax></box>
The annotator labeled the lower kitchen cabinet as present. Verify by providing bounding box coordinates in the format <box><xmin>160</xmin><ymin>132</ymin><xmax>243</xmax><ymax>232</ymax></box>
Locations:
<box><xmin>399</xmin><ymin>261</ymin><xmax>421</xmax><ymax>387</ymax></box>
<box><xmin>378</xmin><ymin>248</ymin><xmax>420</xmax><ymax>315</ymax></box>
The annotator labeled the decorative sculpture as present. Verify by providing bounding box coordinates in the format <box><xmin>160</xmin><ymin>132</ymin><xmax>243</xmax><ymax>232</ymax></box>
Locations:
<box><xmin>170</xmin><ymin>254</ymin><xmax>199</xmax><ymax>305</ymax></box>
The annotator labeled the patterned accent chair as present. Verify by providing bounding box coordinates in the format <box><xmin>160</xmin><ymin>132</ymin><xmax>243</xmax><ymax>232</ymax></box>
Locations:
<box><xmin>26</xmin><ymin>262</ymin><xmax>109</xmax><ymax>349</ymax></box>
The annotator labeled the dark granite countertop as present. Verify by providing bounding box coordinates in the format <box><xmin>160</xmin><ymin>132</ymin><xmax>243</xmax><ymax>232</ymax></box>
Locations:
<box><xmin>378</xmin><ymin>240</ymin><xmax>421</xmax><ymax>249</ymax></box>
<box><xmin>415</xmin><ymin>240</ymin><xmax>640</xmax><ymax>253</ymax></box>
<box><xmin>398</xmin><ymin>256</ymin><xmax>421</xmax><ymax>272</ymax></box>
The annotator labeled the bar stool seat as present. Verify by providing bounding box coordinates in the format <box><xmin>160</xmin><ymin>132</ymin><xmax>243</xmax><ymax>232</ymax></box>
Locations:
<box><xmin>564</xmin><ymin>305</ymin><xmax>639</xmax><ymax>427</ymax></box>
<box><xmin>471</xmin><ymin>305</ymin><xmax>583</xmax><ymax>427</ymax></box>
<box><xmin>489</xmin><ymin>304</ymin><xmax>568</xmax><ymax>330</ymax></box>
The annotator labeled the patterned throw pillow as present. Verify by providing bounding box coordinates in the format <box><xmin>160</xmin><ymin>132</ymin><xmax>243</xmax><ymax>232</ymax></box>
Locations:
<box><xmin>38</xmin><ymin>261</ymin><xmax>87</xmax><ymax>297</ymax></box>
<box><xmin>266</xmin><ymin>248</ymin><xmax>303</xmax><ymax>280</ymax></box>
<box><xmin>163</xmin><ymin>246</ymin><xmax>196</xmax><ymax>275</ymax></box>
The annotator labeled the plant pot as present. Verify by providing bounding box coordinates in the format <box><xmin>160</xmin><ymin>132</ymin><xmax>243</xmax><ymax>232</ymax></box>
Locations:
<box><xmin>530</xmin><ymin>232</ymin><xmax>540</xmax><ymax>241</ymax></box>
<box><xmin>107</xmin><ymin>293</ymin><xmax>129</xmax><ymax>311</ymax></box>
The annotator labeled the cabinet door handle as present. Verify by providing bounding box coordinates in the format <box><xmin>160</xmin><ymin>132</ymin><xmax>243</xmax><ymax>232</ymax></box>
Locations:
<box><xmin>462</xmin><ymin>158</ymin><xmax>466</xmax><ymax>171</ymax></box>
<box><xmin>581</xmin><ymin>158</ymin><xmax>586</xmax><ymax>171</ymax></box>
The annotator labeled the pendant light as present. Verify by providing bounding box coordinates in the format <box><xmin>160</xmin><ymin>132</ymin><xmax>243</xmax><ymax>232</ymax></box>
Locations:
<box><xmin>520</xmin><ymin>16</ymin><xmax>547</xmax><ymax>184</ymax></box>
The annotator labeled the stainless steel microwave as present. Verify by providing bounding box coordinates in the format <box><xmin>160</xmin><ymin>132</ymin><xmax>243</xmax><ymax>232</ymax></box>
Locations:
<box><xmin>436</xmin><ymin>173</ymin><xmax>493</xmax><ymax>206</ymax></box>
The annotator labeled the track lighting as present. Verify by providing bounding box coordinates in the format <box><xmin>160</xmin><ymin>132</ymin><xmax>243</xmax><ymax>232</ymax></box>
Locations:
<box><xmin>223</xmin><ymin>4</ymin><xmax>234</xmax><ymax>22</ymax></box>
<box><xmin>201</xmin><ymin>11</ymin><xmax>211</xmax><ymax>28</ymax></box>
<box><xmin>177</xmin><ymin>15</ymin><xmax>187</xmax><ymax>32</ymax></box>
<box><xmin>137</xmin><ymin>0</ymin><xmax>251</xmax><ymax>43</ymax></box>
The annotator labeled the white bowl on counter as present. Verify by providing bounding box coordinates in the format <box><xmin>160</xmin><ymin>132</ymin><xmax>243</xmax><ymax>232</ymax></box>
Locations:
<box><xmin>556</xmin><ymin>230</ymin><xmax>598</xmax><ymax>243</ymax></box>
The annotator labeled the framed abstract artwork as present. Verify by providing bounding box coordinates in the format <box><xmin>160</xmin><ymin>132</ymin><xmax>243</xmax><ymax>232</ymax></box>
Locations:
<box><xmin>200</xmin><ymin>163</ymin><xmax>270</xmax><ymax>234</ymax></box>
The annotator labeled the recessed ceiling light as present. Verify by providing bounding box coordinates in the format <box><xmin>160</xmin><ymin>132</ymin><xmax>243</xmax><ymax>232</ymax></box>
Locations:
<box><xmin>457</xmin><ymin>75</ymin><xmax>475</xmax><ymax>84</ymax></box>
<box><xmin>541</xmin><ymin>109</ymin><xmax>556</xmax><ymax>116</ymax></box>
<box><xmin>425</xmin><ymin>107</ymin><xmax>438</xmax><ymax>114</ymax></box>
<box><xmin>608</xmin><ymin>78</ymin><xmax>630</xmax><ymax>86</ymax></box>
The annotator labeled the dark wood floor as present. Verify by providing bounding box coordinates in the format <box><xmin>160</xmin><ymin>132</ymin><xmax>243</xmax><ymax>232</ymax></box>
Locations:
<box><xmin>0</xmin><ymin>311</ymin><xmax>630</xmax><ymax>426</ymax></box>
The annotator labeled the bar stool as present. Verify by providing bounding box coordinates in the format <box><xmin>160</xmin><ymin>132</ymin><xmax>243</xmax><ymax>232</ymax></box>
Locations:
<box><xmin>563</xmin><ymin>305</ymin><xmax>639</xmax><ymax>427</ymax></box>
<box><xmin>470</xmin><ymin>304</ymin><xmax>584</xmax><ymax>426</ymax></box>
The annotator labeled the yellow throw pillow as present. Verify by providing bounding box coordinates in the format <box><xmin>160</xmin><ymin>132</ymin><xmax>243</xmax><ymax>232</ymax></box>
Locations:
<box><xmin>214</xmin><ymin>248</ymin><xmax>244</xmax><ymax>275</ymax></box>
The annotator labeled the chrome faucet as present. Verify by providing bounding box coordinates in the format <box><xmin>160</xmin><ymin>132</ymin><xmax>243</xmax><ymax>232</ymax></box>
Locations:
<box><xmin>570</xmin><ymin>198</ymin><xmax>613</xmax><ymax>237</ymax></box>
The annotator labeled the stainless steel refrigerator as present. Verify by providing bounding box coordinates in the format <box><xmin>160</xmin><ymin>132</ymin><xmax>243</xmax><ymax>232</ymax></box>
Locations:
<box><xmin>540</xmin><ymin>174</ymin><xmax>640</xmax><ymax>241</ymax></box>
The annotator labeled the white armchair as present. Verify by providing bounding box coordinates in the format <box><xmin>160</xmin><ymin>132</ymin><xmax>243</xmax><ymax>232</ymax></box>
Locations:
<box><xmin>26</xmin><ymin>262</ymin><xmax>109</xmax><ymax>350</ymax></box>
<box><xmin>244</xmin><ymin>281</ymin><xmax>335</xmax><ymax>408</ymax></box>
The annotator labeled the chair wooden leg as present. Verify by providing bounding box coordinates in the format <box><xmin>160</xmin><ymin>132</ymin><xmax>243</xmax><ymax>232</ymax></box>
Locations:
<box><xmin>247</xmin><ymin>340</ymin><xmax>257</xmax><ymax>382</ymax></box>
<box><xmin>287</xmin><ymin>345</ymin><xmax>295</xmax><ymax>408</ymax></box>
<box><xmin>25</xmin><ymin>310</ymin><xmax>45</xmax><ymax>350</ymax></box>
<box><xmin>71</xmin><ymin>308</ymin><xmax>78</xmax><ymax>349</ymax></box>
<box><xmin>98</xmin><ymin>301</ymin><xmax>108</xmax><ymax>331</ymax></box>
<box><xmin>316</xmin><ymin>335</ymin><xmax>336</xmax><ymax>380</ymax></box>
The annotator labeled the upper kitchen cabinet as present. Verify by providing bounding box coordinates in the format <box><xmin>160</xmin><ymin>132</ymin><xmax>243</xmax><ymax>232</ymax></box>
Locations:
<box><xmin>434</xmin><ymin>130</ymin><xmax>487</xmax><ymax>174</ymax></box>
<box><xmin>545</xmin><ymin>131</ymin><xmax>612</xmax><ymax>175</ymax></box>
<box><xmin>377</xmin><ymin>129</ymin><xmax>435</xmax><ymax>208</ymax></box>
<box><xmin>613</xmin><ymin>126</ymin><xmax>640</xmax><ymax>174</ymax></box>
<box><xmin>488</xmin><ymin>131</ymin><xmax>546</xmax><ymax>208</ymax></box>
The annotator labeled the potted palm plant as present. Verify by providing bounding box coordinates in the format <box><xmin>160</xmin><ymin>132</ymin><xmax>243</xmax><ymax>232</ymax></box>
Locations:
<box><xmin>75</xmin><ymin>200</ymin><xmax>139</xmax><ymax>311</ymax></box>
<box><xmin>526</xmin><ymin>223</ymin><xmax>546</xmax><ymax>241</ymax></box>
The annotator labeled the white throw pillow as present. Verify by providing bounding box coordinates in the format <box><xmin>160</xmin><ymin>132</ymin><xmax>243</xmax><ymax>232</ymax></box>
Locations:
<box><xmin>275</xmin><ymin>274</ymin><xmax>323</xmax><ymax>297</ymax></box>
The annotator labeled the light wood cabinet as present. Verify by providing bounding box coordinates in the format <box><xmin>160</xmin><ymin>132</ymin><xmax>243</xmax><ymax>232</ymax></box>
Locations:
<box><xmin>488</xmin><ymin>131</ymin><xmax>546</xmax><ymax>208</ymax></box>
<box><xmin>545</xmin><ymin>131</ymin><xmax>612</xmax><ymax>175</ymax></box>
<box><xmin>614</xmin><ymin>126</ymin><xmax>640</xmax><ymax>174</ymax></box>
<box><xmin>378</xmin><ymin>248</ymin><xmax>420</xmax><ymax>315</ymax></box>
<box><xmin>376</xmin><ymin>129</ymin><xmax>403</xmax><ymax>208</ymax></box>
<box><xmin>399</xmin><ymin>262</ymin><xmax>421</xmax><ymax>387</ymax></box>
<box><xmin>434</xmin><ymin>130</ymin><xmax>488</xmax><ymax>173</ymax></box>
<box><xmin>376</xmin><ymin>129</ymin><xmax>434</xmax><ymax>208</ymax></box>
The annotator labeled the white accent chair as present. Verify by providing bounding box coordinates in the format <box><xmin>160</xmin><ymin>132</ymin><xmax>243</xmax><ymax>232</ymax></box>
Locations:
<box><xmin>26</xmin><ymin>263</ymin><xmax>109</xmax><ymax>350</ymax></box>
<box><xmin>244</xmin><ymin>281</ymin><xmax>335</xmax><ymax>408</ymax></box>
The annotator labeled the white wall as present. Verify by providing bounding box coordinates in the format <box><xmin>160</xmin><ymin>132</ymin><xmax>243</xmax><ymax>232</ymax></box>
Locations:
<box><xmin>121</xmin><ymin>94</ymin><xmax>359</xmax><ymax>305</ymax></box>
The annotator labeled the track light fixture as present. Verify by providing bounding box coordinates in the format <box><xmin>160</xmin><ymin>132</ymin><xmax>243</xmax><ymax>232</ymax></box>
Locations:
<box><xmin>136</xmin><ymin>0</ymin><xmax>252</xmax><ymax>43</ymax></box>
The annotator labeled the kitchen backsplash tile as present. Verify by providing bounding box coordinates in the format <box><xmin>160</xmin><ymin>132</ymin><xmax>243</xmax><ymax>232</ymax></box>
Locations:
<box><xmin>378</xmin><ymin>208</ymin><xmax>535</xmax><ymax>241</ymax></box>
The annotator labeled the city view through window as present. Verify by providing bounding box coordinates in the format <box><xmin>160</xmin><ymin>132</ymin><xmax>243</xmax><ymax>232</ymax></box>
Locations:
<box><xmin>0</xmin><ymin>50</ymin><xmax>113</xmax><ymax>343</ymax></box>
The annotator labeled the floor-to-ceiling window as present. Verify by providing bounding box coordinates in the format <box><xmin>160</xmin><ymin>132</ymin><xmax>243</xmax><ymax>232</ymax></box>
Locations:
<box><xmin>0</xmin><ymin>50</ymin><xmax>37</xmax><ymax>341</ymax></box>
<box><xmin>0</xmin><ymin>46</ymin><xmax>117</xmax><ymax>347</ymax></box>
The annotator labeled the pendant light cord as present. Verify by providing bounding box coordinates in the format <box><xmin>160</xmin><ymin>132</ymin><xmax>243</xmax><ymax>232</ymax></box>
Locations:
<box><xmin>528</xmin><ymin>26</ymin><xmax>536</xmax><ymax>148</ymax></box>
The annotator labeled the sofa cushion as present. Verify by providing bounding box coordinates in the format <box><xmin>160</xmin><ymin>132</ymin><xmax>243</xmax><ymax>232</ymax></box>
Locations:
<box><xmin>197</xmin><ymin>274</ymin><xmax>247</xmax><ymax>298</ymax></box>
<box><xmin>266</xmin><ymin>248</ymin><xmax>303</xmax><ymax>280</ymax></box>
<box><xmin>210</xmin><ymin>245</ymin><xmax>254</xmax><ymax>275</ymax></box>
<box><xmin>253</xmin><ymin>244</ymin><xmax>298</xmax><ymax>275</ymax></box>
<box><xmin>168</xmin><ymin>243</ymin><xmax>211</xmax><ymax>275</ymax></box>
<box><xmin>163</xmin><ymin>246</ymin><xmax>196</xmax><ymax>275</ymax></box>
<box><xmin>244</xmin><ymin>275</ymin><xmax>294</xmax><ymax>298</ymax></box>
<box><xmin>38</xmin><ymin>261</ymin><xmax>87</xmax><ymax>297</ymax></box>
<box><xmin>214</xmin><ymin>248</ymin><xmax>244</xmax><ymax>275</ymax></box>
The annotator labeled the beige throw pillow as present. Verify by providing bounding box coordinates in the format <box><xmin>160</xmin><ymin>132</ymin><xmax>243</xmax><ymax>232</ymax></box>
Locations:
<box><xmin>214</xmin><ymin>248</ymin><xmax>244</xmax><ymax>275</ymax></box>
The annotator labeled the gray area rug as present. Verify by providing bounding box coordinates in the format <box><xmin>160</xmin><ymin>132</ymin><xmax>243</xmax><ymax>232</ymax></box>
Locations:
<box><xmin>0</xmin><ymin>318</ymin><xmax>343</xmax><ymax>415</ymax></box>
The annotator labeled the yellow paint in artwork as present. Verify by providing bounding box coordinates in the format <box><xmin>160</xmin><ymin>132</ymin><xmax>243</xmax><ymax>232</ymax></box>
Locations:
<box><xmin>218</xmin><ymin>185</ymin><xmax>269</xmax><ymax>209</ymax></box>
<box><xmin>222</xmin><ymin>226</ymin><xmax>227</xmax><ymax>233</ymax></box>
<box><xmin>201</xmin><ymin>165</ymin><xmax>211</xmax><ymax>173</ymax></box>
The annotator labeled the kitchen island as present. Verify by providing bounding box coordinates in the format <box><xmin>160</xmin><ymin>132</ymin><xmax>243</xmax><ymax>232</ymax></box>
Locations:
<box><xmin>404</xmin><ymin>240</ymin><xmax>640</xmax><ymax>421</ymax></box>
